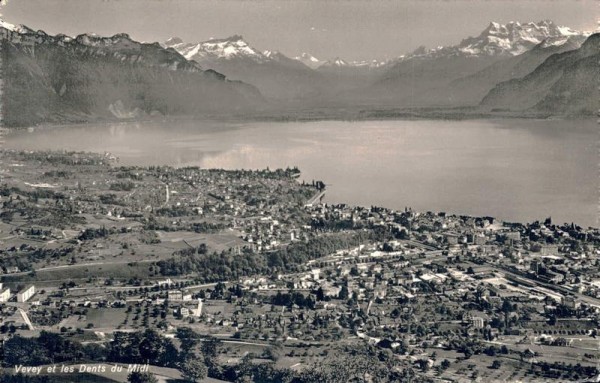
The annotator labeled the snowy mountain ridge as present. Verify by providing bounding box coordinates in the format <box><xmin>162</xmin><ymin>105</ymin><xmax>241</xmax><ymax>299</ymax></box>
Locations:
<box><xmin>404</xmin><ymin>20</ymin><xmax>588</xmax><ymax>60</ymax></box>
<box><xmin>293</xmin><ymin>52</ymin><xmax>324</xmax><ymax>69</ymax></box>
<box><xmin>161</xmin><ymin>20</ymin><xmax>587</xmax><ymax>71</ymax></box>
<box><xmin>164</xmin><ymin>35</ymin><xmax>270</xmax><ymax>63</ymax></box>
<box><xmin>318</xmin><ymin>57</ymin><xmax>391</xmax><ymax>69</ymax></box>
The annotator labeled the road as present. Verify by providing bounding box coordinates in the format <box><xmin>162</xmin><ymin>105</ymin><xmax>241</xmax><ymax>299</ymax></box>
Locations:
<box><xmin>305</xmin><ymin>189</ymin><xmax>325</xmax><ymax>207</ymax></box>
<box><xmin>18</xmin><ymin>308</ymin><xmax>35</xmax><ymax>330</ymax></box>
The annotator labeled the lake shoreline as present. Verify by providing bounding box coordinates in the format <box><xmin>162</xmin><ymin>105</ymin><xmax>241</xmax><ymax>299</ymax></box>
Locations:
<box><xmin>1</xmin><ymin>106</ymin><xmax>594</xmax><ymax>132</ymax></box>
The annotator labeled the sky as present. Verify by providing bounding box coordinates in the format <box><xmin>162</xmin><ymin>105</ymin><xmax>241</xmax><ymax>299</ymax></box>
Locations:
<box><xmin>1</xmin><ymin>0</ymin><xmax>598</xmax><ymax>61</ymax></box>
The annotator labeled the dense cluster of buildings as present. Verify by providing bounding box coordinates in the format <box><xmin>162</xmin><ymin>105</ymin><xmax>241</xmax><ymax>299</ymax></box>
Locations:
<box><xmin>0</xmin><ymin>150</ymin><xmax>599</xmax><ymax>382</ymax></box>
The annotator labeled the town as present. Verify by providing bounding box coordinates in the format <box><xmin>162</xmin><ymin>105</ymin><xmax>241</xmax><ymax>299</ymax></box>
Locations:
<box><xmin>0</xmin><ymin>149</ymin><xmax>599</xmax><ymax>383</ymax></box>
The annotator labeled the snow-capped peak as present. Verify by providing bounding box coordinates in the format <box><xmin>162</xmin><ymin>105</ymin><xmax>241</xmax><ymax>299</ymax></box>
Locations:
<box><xmin>165</xmin><ymin>35</ymin><xmax>271</xmax><ymax>62</ymax></box>
<box><xmin>406</xmin><ymin>20</ymin><xmax>587</xmax><ymax>59</ymax></box>
<box><xmin>0</xmin><ymin>17</ymin><xmax>17</xmax><ymax>31</ymax></box>
<box><xmin>297</xmin><ymin>52</ymin><xmax>320</xmax><ymax>62</ymax></box>
<box><xmin>0</xmin><ymin>17</ymin><xmax>31</xmax><ymax>34</ymax></box>
<box><xmin>459</xmin><ymin>20</ymin><xmax>587</xmax><ymax>56</ymax></box>
<box><xmin>293</xmin><ymin>52</ymin><xmax>324</xmax><ymax>69</ymax></box>
<box><xmin>164</xmin><ymin>37</ymin><xmax>183</xmax><ymax>47</ymax></box>
<box><xmin>318</xmin><ymin>57</ymin><xmax>349</xmax><ymax>68</ymax></box>
<box><xmin>332</xmin><ymin>57</ymin><xmax>348</xmax><ymax>66</ymax></box>
<box><xmin>317</xmin><ymin>56</ymin><xmax>390</xmax><ymax>70</ymax></box>
<box><xmin>265</xmin><ymin>50</ymin><xmax>299</xmax><ymax>63</ymax></box>
<box><xmin>262</xmin><ymin>50</ymin><xmax>283</xmax><ymax>59</ymax></box>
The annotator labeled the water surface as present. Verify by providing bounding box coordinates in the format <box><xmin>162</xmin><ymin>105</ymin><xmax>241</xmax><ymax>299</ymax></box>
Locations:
<box><xmin>4</xmin><ymin>118</ymin><xmax>597</xmax><ymax>227</ymax></box>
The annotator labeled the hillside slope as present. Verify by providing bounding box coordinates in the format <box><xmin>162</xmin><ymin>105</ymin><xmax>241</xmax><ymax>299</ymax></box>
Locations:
<box><xmin>480</xmin><ymin>33</ymin><xmax>600</xmax><ymax>115</ymax></box>
<box><xmin>448</xmin><ymin>35</ymin><xmax>586</xmax><ymax>106</ymax></box>
<box><xmin>1</xmin><ymin>24</ymin><xmax>263</xmax><ymax>127</ymax></box>
<box><xmin>358</xmin><ymin>21</ymin><xmax>588</xmax><ymax>108</ymax></box>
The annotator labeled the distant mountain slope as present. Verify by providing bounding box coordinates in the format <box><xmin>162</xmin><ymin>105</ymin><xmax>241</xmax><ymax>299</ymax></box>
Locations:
<box><xmin>316</xmin><ymin>57</ymin><xmax>390</xmax><ymax>72</ymax></box>
<box><xmin>480</xmin><ymin>33</ymin><xmax>600</xmax><ymax>115</ymax></box>
<box><xmin>361</xmin><ymin>20</ymin><xmax>588</xmax><ymax>107</ymax></box>
<box><xmin>314</xmin><ymin>57</ymin><xmax>391</xmax><ymax>92</ymax></box>
<box><xmin>0</xmin><ymin>21</ymin><xmax>263</xmax><ymax>127</ymax></box>
<box><xmin>164</xmin><ymin>36</ymin><xmax>328</xmax><ymax>102</ymax></box>
<box><xmin>163</xmin><ymin>21</ymin><xmax>591</xmax><ymax>110</ymax></box>
<box><xmin>447</xmin><ymin>35</ymin><xmax>587</xmax><ymax>105</ymax></box>
<box><xmin>293</xmin><ymin>52</ymin><xmax>324</xmax><ymax>69</ymax></box>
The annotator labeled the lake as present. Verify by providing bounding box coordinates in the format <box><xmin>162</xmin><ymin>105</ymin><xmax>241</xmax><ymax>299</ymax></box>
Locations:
<box><xmin>3</xmin><ymin>118</ymin><xmax>597</xmax><ymax>227</ymax></box>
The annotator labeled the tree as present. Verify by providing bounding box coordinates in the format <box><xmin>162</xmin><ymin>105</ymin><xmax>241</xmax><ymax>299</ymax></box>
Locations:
<box><xmin>463</xmin><ymin>347</ymin><xmax>473</xmax><ymax>359</ymax></box>
<box><xmin>2</xmin><ymin>336</ymin><xmax>50</xmax><ymax>366</ymax></box>
<box><xmin>263</xmin><ymin>344</ymin><xmax>283</xmax><ymax>362</ymax></box>
<box><xmin>181</xmin><ymin>355</ymin><xmax>207</xmax><ymax>382</ymax></box>
<box><xmin>176</xmin><ymin>327</ymin><xmax>200</xmax><ymax>358</ymax></box>
<box><xmin>201</xmin><ymin>336</ymin><xmax>223</xmax><ymax>376</ymax></box>
<box><xmin>501</xmin><ymin>299</ymin><xmax>514</xmax><ymax>333</ymax></box>
<box><xmin>316</xmin><ymin>287</ymin><xmax>325</xmax><ymax>301</ymax></box>
<box><xmin>139</xmin><ymin>329</ymin><xmax>164</xmax><ymax>362</ymax></box>
<box><xmin>491</xmin><ymin>360</ymin><xmax>502</xmax><ymax>369</ymax></box>
<box><xmin>158</xmin><ymin>339</ymin><xmax>180</xmax><ymax>368</ymax></box>
<box><xmin>417</xmin><ymin>359</ymin><xmax>430</xmax><ymax>372</ymax></box>
<box><xmin>338</xmin><ymin>285</ymin><xmax>349</xmax><ymax>300</ymax></box>
<box><xmin>128</xmin><ymin>371</ymin><xmax>158</xmax><ymax>383</ymax></box>
<box><xmin>441</xmin><ymin>359</ymin><xmax>451</xmax><ymax>370</ymax></box>
<box><xmin>484</xmin><ymin>346</ymin><xmax>497</xmax><ymax>356</ymax></box>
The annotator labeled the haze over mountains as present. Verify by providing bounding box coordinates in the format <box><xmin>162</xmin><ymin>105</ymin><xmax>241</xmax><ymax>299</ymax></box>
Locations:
<box><xmin>0</xmin><ymin>18</ymin><xmax>597</xmax><ymax>127</ymax></box>
<box><xmin>353</xmin><ymin>20</ymin><xmax>591</xmax><ymax>108</ymax></box>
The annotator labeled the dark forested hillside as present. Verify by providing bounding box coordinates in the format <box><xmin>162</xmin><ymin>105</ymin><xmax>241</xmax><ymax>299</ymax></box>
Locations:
<box><xmin>1</xmin><ymin>29</ymin><xmax>263</xmax><ymax>127</ymax></box>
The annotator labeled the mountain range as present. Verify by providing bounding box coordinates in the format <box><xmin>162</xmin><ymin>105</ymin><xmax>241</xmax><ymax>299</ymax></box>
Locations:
<box><xmin>481</xmin><ymin>32</ymin><xmax>600</xmax><ymax>115</ymax></box>
<box><xmin>163</xmin><ymin>36</ymin><xmax>328</xmax><ymax>102</ymax></box>
<box><xmin>0</xmin><ymin>18</ymin><xmax>597</xmax><ymax>127</ymax></box>
<box><xmin>360</xmin><ymin>20</ymin><xmax>590</xmax><ymax>107</ymax></box>
<box><xmin>0</xmin><ymin>20</ymin><xmax>262</xmax><ymax>127</ymax></box>
<box><xmin>159</xmin><ymin>20</ymin><xmax>598</xmax><ymax>113</ymax></box>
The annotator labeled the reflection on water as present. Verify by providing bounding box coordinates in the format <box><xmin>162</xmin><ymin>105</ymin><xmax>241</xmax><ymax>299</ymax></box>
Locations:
<box><xmin>4</xmin><ymin>118</ymin><xmax>598</xmax><ymax>227</ymax></box>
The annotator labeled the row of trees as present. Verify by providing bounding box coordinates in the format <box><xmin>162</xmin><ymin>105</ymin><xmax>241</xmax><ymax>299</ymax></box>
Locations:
<box><xmin>157</xmin><ymin>231</ymin><xmax>375</xmax><ymax>280</ymax></box>
<box><xmin>158</xmin><ymin>250</ymin><xmax>268</xmax><ymax>281</ymax></box>
<box><xmin>1</xmin><ymin>328</ymin><xmax>440</xmax><ymax>383</ymax></box>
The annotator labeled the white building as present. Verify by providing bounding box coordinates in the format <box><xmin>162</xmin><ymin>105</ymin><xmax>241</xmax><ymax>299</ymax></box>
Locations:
<box><xmin>471</xmin><ymin>317</ymin><xmax>485</xmax><ymax>329</ymax></box>
<box><xmin>179</xmin><ymin>307</ymin><xmax>190</xmax><ymax>318</ymax></box>
<box><xmin>0</xmin><ymin>288</ymin><xmax>10</xmax><ymax>302</ymax></box>
<box><xmin>311</xmin><ymin>268</ymin><xmax>321</xmax><ymax>280</ymax></box>
<box><xmin>191</xmin><ymin>299</ymin><xmax>203</xmax><ymax>317</ymax></box>
<box><xmin>17</xmin><ymin>285</ymin><xmax>35</xmax><ymax>302</ymax></box>
<box><xmin>168</xmin><ymin>290</ymin><xmax>183</xmax><ymax>300</ymax></box>
<box><xmin>157</xmin><ymin>278</ymin><xmax>174</xmax><ymax>287</ymax></box>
